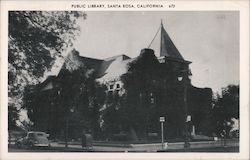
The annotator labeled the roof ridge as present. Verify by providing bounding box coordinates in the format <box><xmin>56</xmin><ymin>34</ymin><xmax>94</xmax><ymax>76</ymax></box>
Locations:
<box><xmin>104</xmin><ymin>54</ymin><xmax>131</xmax><ymax>61</ymax></box>
<box><xmin>77</xmin><ymin>54</ymin><xmax>103</xmax><ymax>61</ymax></box>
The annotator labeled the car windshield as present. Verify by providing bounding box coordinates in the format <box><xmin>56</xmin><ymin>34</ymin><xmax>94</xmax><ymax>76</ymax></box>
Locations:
<box><xmin>28</xmin><ymin>132</ymin><xmax>46</xmax><ymax>137</ymax></box>
<box><xmin>36</xmin><ymin>133</ymin><xmax>45</xmax><ymax>136</ymax></box>
<box><xmin>28</xmin><ymin>133</ymin><xmax>35</xmax><ymax>138</ymax></box>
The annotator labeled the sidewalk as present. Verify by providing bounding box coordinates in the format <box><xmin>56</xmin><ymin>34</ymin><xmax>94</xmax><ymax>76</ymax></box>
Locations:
<box><xmin>51</xmin><ymin>139</ymin><xmax>239</xmax><ymax>152</ymax></box>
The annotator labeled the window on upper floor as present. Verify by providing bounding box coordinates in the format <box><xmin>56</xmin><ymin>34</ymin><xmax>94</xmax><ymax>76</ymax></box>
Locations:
<box><xmin>116</xmin><ymin>83</ymin><xmax>120</xmax><ymax>89</ymax></box>
<box><xmin>109</xmin><ymin>84</ymin><xmax>114</xmax><ymax>90</ymax></box>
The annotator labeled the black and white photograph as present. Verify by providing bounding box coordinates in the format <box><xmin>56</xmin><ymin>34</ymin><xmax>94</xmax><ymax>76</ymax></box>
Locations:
<box><xmin>1</xmin><ymin>1</ymin><xmax>249</xmax><ymax>160</ymax></box>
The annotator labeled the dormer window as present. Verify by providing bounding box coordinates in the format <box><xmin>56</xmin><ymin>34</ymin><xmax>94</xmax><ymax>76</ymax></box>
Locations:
<box><xmin>116</xmin><ymin>83</ymin><xmax>120</xmax><ymax>89</ymax></box>
<box><xmin>109</xmin><ymin>84</ymin><xmax>114</xmax><ymax>90</ymax></box>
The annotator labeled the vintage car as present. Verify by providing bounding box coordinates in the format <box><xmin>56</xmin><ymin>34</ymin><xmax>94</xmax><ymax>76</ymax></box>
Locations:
<box><xmin>16</xmin><ymin>131</ymin><xmax>50</xmax><ymax>148</ymax></box>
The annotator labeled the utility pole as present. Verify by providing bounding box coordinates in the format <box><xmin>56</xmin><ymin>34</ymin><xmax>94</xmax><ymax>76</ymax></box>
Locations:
<box><xmin>178</xmin><ymin>68</ymin><xmax>191</xmax><ymax>149</ymax></box>
<box><xmin>183</xmin><ymin>69</ymin><xmax>190</xmax><ymax>149</ymax></box>
<box><xmin>160</xmin><ymin>116</ymin><xmax>165</xmax><ymax>150</ymax></box>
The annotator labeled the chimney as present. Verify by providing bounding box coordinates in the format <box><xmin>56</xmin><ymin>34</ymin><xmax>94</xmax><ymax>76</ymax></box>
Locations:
<box><xmin>140</xmin><ymin>48</ymin><xmax>155</xmax><ymax>56</ymax></box>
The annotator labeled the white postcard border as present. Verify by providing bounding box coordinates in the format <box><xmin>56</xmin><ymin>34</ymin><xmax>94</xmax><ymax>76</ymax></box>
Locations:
<box><xmin>1</xmin><ymin>1</ymin><xmax>249</xmax><ymax>160</ymax></box>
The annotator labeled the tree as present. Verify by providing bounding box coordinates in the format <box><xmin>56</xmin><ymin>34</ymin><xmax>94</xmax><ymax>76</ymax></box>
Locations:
<box><xmin>211</xmin><ymin>85</ymin><xmax>239</xmax><ymax>137</ymax></box>
<box><xmin>8</xmin><ymin>11</ymin><xmax>86</xmax><ymax>128</ymax></box>
<box><xmin>118</xmin><ymin>49</ymin><xmax>183</xmax><ymax>140</ymax></box>
<box><xmin>101</xmin><ymin>49</ymin><xmax>213</xmax><ymax>140</ymax></box>
<box><xmin>120</xmin><ymin>49</ymin><xmax>161</xmax><ymax>138</ymax></box>
<box><xmin>58</xmin><ymin>64</ymin><xmax>106</xmax><ymax>139</ymax></box>
<box><xmin>8</xmin><ymin>104</ymin><xmax>19</xmax><ymax>130</ymax></box>
<box><xmin>23</xmin><ymin>50</ymin><xmax>107</xmax><ymax>139</ymax></box>
<box><xmin>101</xmin><ymin>89</ymin><xmax>126</xmax><ymax>139</ymax></box>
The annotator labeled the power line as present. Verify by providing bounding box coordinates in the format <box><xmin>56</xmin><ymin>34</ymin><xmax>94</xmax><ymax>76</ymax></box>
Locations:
<box><xmin>148</xmin><ymin>24</ymin><xmax>161</xmax><ymax>48</ymax></box>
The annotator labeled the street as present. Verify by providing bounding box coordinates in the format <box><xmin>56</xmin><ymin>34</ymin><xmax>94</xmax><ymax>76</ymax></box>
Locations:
<box><xmin>8</xmin><ymin>145</ymin><xmax>239</xmax><ymax>152</ymax></box>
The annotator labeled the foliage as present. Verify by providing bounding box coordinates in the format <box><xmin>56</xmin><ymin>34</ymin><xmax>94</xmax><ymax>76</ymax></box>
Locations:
<box><xmin>101</xmin><ymin>49</ymin><xmax>186</xmax><ymax>140</ymax></box>
<box><xmin>101</xmin><ymin>91</ymin><xmax>126</xmax><ymax>137</ymax></box>
<box><xmin>121</xmin><ymin>49</ymin><xmax>162</xmax><ymax>131</ymax></box>
<box><xmin>8</xmin><ymin>11</ymin><xmax>86</xmax><ymax>128</ymax></box>
<box><xmin>23</xmin><ymin>51</ymin><xmax>107</xmax><ymax>139</ymax></box>
<box><xmin>8</xmin><ymin>105</ymin><xmax>19</xmax><ymax>130</ymax></box>
<box><xmin>211</xmin><ymin>85</ymin><xmax>239</xmax><ymax>137</ymax></box>
<box><xmin>59</xmin><ymin>65</ymin><xmax>106</xmax><ymax>138</ymax></box>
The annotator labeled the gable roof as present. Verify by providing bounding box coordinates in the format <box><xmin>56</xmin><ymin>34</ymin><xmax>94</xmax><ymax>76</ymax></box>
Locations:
<box><xmin>54</xmin><ymin>51</ymin><xmax>132</xmax><ymax>83</ymax></box>
<box><xmin>96</xmin><ymin>56</ymin><xmax>134</xmax><ymax>82</ymax></box>
<box><xmin>57</xmin><ymin>50</ymin><xmax>103</xmax><ymax>77</ymax></box>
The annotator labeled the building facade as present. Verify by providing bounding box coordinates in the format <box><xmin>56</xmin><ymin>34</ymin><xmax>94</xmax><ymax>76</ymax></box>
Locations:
<box><xmin>27</xmin><ymin>24</ymin><xmax>213</xmax><ymax>141</ymax></box>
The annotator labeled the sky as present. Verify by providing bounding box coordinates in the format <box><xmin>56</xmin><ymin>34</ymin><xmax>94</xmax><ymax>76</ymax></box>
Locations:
<box><xmin>73</xmin><ymin>11</ymin><xmax>239</xmax><ymax>93</ymax></box>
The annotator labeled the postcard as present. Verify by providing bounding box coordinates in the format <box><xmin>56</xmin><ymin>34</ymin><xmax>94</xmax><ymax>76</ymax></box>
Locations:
<box><xmin>0</xmin><ymin>0</ymin><xmax>249</xmax><ymax>160</ymax></box>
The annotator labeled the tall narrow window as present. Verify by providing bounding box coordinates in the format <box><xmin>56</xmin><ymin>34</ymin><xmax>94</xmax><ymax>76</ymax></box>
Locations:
<box><xmin>116</xmin><ymin>83</ymin><xmax>120</xmax><ymax>89</ymax></box>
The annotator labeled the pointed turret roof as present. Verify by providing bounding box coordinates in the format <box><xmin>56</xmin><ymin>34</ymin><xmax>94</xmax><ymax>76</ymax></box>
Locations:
<box><xmin>160</xmin><ymin>22</ymin><xmax>184</xmax><ymax>60</ymax></box>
